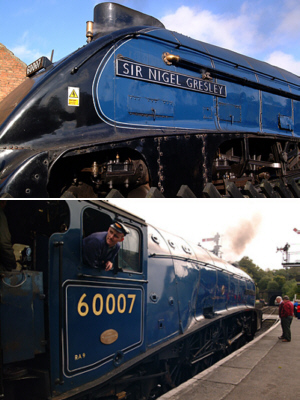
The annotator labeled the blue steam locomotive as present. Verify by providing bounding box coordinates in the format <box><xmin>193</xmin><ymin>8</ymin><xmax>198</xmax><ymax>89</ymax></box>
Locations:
<box><xmin>0</xmin><ymin>200</ymin><xmax>260</xmax><ymax>399</ymax></box>
<box><xmin>0</xmin><ymin>2</ymin><xmax>300</xmax><ymax>198</ymax></box>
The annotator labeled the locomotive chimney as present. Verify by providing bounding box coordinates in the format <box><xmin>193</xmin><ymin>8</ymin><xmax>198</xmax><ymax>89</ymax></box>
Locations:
<box><xmin>86</xmin><ymin>21</ymin><xmax>94</xmax><ymax>43</ymax></box>
<box><xmin>92</xmin><ymin>2</ymin><xmax>164</xmax><ymax>40</ymax></box>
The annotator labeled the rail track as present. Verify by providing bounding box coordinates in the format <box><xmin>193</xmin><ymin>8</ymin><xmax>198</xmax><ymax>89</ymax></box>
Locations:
<box><xmin>255</xmin><ymin>306</ymin><xmax>280</xmax><ymax>336</ymax></box>
<box><xmin>261</xmin><ymin>305</ymin><xmax>279</xmax><ymax>318</ymax></box>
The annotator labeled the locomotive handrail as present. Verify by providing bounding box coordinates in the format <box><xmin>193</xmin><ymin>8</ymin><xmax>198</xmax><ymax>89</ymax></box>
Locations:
<box><xmin>118</xmin><ymin>50</ymin><xmax>300</xmax><ymax>102</ymax></box>
<box><xmin>71</xmin><ymin>27</ymin><xmax>300</xmax><ymax>100</ymax></box>
<box><xmin>148</xmin><ymin>253</ymin><xmax>251</xmax><ymax>280</ymax></box>
<box><xmin>70</xmin><ymin>29</ymin><xmax>150</xmax><ymax>75</ymax></box>
<box><xmin>160</xmin><ymin>53</ymin><xmax>300</xmax><ymax>101</ymax></box>
<box><xmin>134</xmin><ymin>31</ymin><xmax>300</xmax><ymax>90</ymax></box>
<box><xmin>70</xmin><ymin>27</ymin><xmax>174</xmax><ymax>75</ymax></box>
<box><xmin>54</xmin><ymin>241</ymin><xmax>64</xmax><ymax>386</ymax></box>
<box><xmin>71</xmin><ymin>33</ymin><xmax>133</xmax><ymax>74</ymax></box>
<box><xmin>149</xmin><ymin>253</ymin><xmax>213</xmax><ymax>267</ymax></box>
<box><xmin>78</xmin><ymin>273</ymin><xmax>148</xmax><ymax>283</ymax></box>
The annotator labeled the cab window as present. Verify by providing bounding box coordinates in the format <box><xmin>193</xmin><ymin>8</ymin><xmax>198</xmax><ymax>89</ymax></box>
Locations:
<box><xmin>82</xmin><ymin>207</ymin><xmax>111</xmax><ymax>237</ymax></box>
<box><xmin>118</xmin><ymin>227</ymin><xmax>141</xmax><ymax>273</ymax></box>
<box><xmin>82</xmin><ymin>207</ymin><xmax>141</xmax><ymax>273</ymax></box>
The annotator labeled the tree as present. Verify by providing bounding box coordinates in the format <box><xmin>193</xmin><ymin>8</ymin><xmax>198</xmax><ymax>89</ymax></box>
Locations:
<box><xmin>282</xmin><ymin>279</ymin><xmax>298</xmax><ymax>300</ymax></box>
<box><xmin>267</xmin><ymin>280</ymin><xmax>280</xmax><ymax>291</ymax></box>
<box><xmin>273</xmin><ymin>275</ymin><xmax>286</xmax><ymax>291</ymax></box>
<box><xmin>258</xmin><ymin>276</ymin><xmax>272</xmax><ymax>291</ymax></box>
<box><xmin>238</xmin><ymin>256</ymin><xmax>265</xmax><ymax>282</ymax></box>
<box><xmin>236</xmin><ymin>256</ymin><xmax>300</xmax><ymax>300</ymax></box>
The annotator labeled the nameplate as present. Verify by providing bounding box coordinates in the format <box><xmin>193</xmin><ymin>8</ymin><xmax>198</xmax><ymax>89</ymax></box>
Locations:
<box><xmin>116</xmin><ymin>59</ymin><xmax>226</xmax><ymax>97</ymax></box>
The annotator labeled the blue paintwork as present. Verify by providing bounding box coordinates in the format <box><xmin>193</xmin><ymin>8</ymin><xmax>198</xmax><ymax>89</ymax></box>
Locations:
<box><xmin>0</xmin><ymin>271</ymin><xmax>45</xmax><ymax>364</ymax></box>
<box><xmin>146</xmin><ymin>225</ymin><xmax>181</xmax><ymax>346</ymax></box>
<box><xmin>64</xmin><ymin>283</ymin><xmax>144</xmax><ymax>376</ymax></box>
<box><xmin>45</xmin><ymin>201</ymin><xmax>148</xmax><ymax>393</ymax></box>
<box><xmin>93</xmin><ymin>28</ymin><xmax>300</xmax><ymax>137</ymax></box>
<box><xmin>145</xmin><ymin>224</ymin><xmax>255</xmax><ymax>349</ymax></box>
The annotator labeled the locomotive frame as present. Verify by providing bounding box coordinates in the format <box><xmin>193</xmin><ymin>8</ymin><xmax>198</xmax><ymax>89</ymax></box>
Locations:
<box><xmin>0</xmin><ymin>200</ymin><xmax>260</xmax><ymax>399</ymax></box>
<box><xmin>0</xmin><ymin>2</ymin><xmax>300</xmax><ymax>198</ymax></box>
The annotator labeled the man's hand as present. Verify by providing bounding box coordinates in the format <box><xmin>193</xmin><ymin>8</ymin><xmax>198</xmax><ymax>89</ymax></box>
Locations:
<box><xmin>105</xmin><ymin>261</ymin><xmax>113</xmax><ymax>271</ymax></box>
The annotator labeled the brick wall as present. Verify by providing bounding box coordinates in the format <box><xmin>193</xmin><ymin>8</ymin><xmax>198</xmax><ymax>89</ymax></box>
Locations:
<box><xmin>0</xmin><ymin>43</ymin><xmax>26</xmax><ymax>103</ymax></box>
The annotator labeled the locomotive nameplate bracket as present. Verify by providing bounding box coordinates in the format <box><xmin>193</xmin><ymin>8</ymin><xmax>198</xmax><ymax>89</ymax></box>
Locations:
<box><xmin>116</xmin><ymin>58</ymin><xmax>227</xmax><ymax>98</ymax></box>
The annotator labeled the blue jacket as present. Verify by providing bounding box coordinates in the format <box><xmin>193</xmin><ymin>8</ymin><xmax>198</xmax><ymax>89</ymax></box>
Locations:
<box><xmin>83</xmin><ymin>232</ymin><xmax>120</xmax><ymax>269</ymax></box>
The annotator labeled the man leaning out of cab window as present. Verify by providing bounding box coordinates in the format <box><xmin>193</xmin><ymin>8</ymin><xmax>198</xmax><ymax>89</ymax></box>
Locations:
<box><xmin>83</xmin><ymin>222</ymin><xmax>129</xmax><ymax>271</ymax></box>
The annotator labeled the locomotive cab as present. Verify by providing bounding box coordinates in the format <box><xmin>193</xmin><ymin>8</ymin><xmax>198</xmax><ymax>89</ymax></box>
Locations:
<box><xmin>0</xmin><ymin>200</ymin><xmax>147</xmax><ymax>399</ymax></box>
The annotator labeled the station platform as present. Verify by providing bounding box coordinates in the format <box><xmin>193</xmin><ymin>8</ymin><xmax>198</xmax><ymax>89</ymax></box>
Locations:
<box><xmin>158</xmin><ymin>316</ymin><xmax>300</xmax><ymax>400</ymax></box>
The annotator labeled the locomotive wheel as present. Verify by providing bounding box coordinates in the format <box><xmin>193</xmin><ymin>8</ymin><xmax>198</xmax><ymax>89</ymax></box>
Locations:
<box><xmin>60</xmin><ymin>182</ymin><xmax>152</xmax><ymax>198</ymax></box>
<box><xmin>128</xmin><ymin>183</ymin><xmax>151</xmax><ymax>197</ymax></box>
<box><xmin>164</xmin><ymin>324</ymin><xmax>223</xmax><ymax>389</ymax></box>
<box><xmin>60</xmin><ymin>182</ymin><xmax>98</xmax><ymax>198</ymax></box>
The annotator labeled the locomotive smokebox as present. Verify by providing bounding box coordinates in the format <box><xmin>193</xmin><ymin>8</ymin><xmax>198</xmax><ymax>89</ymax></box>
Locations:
<box><xmin>93</xmin><ymin>2</ymin><xmax>164</xmax><ymax>39</ymax></box>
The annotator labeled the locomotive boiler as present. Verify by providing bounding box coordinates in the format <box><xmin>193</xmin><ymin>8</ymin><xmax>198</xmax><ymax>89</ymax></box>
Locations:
<box><xmin>0</xmin><ymin>3</ymin><xmax>300</xmax><ymax>198</ymax></box>
<box><xmin>0</xmin><ymin>200</ymin><xmax>260</xmax><ymax>399</ymax></box>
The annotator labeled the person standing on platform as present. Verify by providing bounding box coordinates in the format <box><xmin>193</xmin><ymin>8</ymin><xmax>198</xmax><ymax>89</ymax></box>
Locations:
<box><xmin>276</xmin><ymin>296</ymin><xmax>284</xmax><ymax>339</ymax></box>
<box><xmin>280</xmin><ymin>295</ymin><xmax>294</xmax><ymax>342</ymax></box>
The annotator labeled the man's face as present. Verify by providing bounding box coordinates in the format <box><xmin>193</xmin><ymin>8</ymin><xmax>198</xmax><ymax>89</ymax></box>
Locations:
<box><xmin>106</xmin><ymin>227</ymin><xmax>124</xmax><ymax>247</ymax></box>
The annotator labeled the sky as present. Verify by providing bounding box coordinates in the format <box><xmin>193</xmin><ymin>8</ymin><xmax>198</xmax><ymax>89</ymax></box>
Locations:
<box><xmin>107</xmin><ymin>198</ymin><xmax>300</xmax><ymax>272</ymax></box>
<box><xmin>1</xmin><ymin>0</ymin><xmax>300</xmax><ymax>75</ymax></box>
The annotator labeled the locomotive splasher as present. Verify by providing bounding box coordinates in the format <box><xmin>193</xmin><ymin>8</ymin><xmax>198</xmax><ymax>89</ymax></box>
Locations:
<box><xmin>1</xmin><ymin>2</ymin><xmax>300</xmax><ymax>198</ymax></box>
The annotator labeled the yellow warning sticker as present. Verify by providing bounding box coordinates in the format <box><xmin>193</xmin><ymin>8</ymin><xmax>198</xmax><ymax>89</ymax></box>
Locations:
<box><xmin>68</xmin><ymin>87</ymin><xmax>80</xmax><ymax>106</ymax></box>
